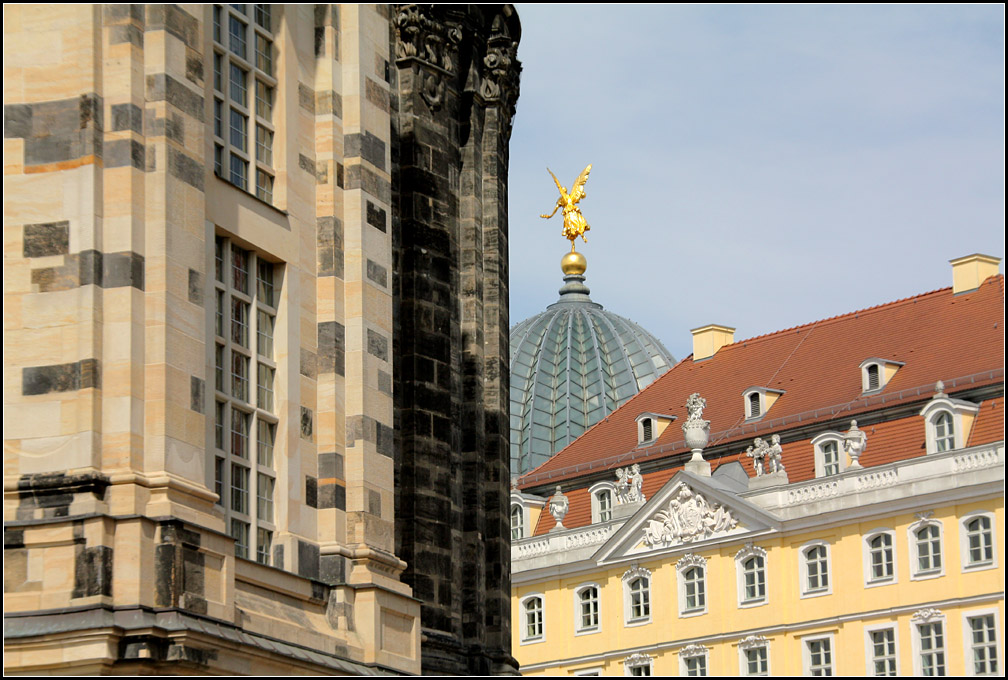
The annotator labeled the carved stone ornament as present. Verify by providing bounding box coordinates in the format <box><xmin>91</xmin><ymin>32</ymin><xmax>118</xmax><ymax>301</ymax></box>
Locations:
<box><xmin>676</xmin><ymin>553</ymin><xmax>707</xmax><ymax>572</ymax></box>
<box><xmin>734</xmin><ymin>542</ymin><xmax>767</xmax><ymax>562</ymax></box>
<box><xmin>738</xmin><ymin>634</ymin><xmax>769</xmax><ymax>650</ymax></box>
<box><xmin>393</xmin><ymin>5</ymin><xmax>462</xmax><ymax>75</ymax></box>
<box><xmin>479</xmin><ymin>12</ymin><xmax>520</xmax><ymax>107</ymax></box>
<box><xmin>623</xmin><ymin>653</ymin><xmax>653</xmax><ymax>667</ymax></box>
<box><xmin>642</xmin><ymin>484</ymin><xmax>738</xmax><ymax>547</ymax></box>
<box><xmin>682</xmin><ymin>393</ymin><xmax>710</xmax><ymax>452</ymax></box>
<box><xmin>842</xmin><ymin>419</ymin><xmax>867</xmax><ymax>468</ymax></box>
<box><xmin>548</xmin><ymin>485</ymin><xmax>569</xmax><ymax>529</ymax></box>
<box><xmin>679</xmin><ymin>644</ymin><xmax>708</xmax><ymax>658</ymax></box>
<box><xmin>911</xmin><ymin>607</ymin><xmax>944</xmax><ymax>623</ymax></box>
<box><xmin>614</xmin><ymin>463</ymin><xmax>645</xmax><ymax>504</ymax></box>
<box><xmin>621</xmin><ymin>564</ymin><xmax>651</xmax><ymax>583</ymax></box>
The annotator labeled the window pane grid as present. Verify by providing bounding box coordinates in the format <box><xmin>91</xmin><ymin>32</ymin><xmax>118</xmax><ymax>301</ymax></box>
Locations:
<box><xmin>744</xmin><ymin>556</ymin><xmax>765</xmax><ymax>601</ymax></box>
<box><xmin>524</xmin><ymin>598</ymin><xmax>543</xmax><ymax>640</ymax></box>
<box><xmin>630</xmin><ymin>578</ymin><xmax>650</xmax><ymax>620</ymax></box>
<box><xmin>915</xmin><ymin>525</ymin><xmax>942</xmax><ymax>573</ymax></box>
<box><xmin>685</xmin><ymin>656</ymin><xmax>706</xmax><ymax>676</ymax></box>
<box><xmin>970</xmin><ymin>615</ymin><xmax>998</xmax><ymax>675</ymax></box>
<box><xmin>918</xmin><ymin>622</ymin><xmax>945</xmax><ymax>676</ymax></box>
<box><xmin>869</xmin><ymin>534</ymin><xmax>894</xmax><ymax>581</ymax></box>
<box><xmin>684</xmin><ymin>568</ymin><xmax>705</xmax><ymax>611</ymax></box>
<box><xmin>806</xmin><ymin>545</ymin><xmax>829</xmax><ymax>591</ymax></box>
<box><xmin>746</xmin><ymin>647</ymin><xmax>768</xmax><ymax>676</ymax></box>
<box><xmin>579</xmin><ymin>587</ymin><xmax>599</xmax><ymax>630</ymax></box>
<box><xmin>871</xmin><ymin>629</ymin><xmax>897</xmax><ymax>676</ymax></box>
<box><xmin>967</xmin><ymin>517</ymin><xmax>993</xmax><ymax>565</ymax></box>
<box><xmin>808</xmin><ymin>639</ymin><xmax>832</xmax><ymax>676</ymax></box>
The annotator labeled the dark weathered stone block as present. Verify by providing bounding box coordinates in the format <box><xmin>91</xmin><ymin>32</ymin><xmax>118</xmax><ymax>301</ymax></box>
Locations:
<box><xmin>297</xmin><ymin>540</ymin><xmax>319</xmax><ymax>580</ymax></box>
<box><xmin>367</xmin><ymin>489</ymin><xmax>381</xmax><ymax>517</ymax></box>
<box><xmin>318</xmin><ymin>452</ymin><xmax>343</xmax><ymax>479</ymax></box>
<box><xmin>300</xmin><ymin>348</ymin><xmax>317</xmax><ymax>378</ymax></box>
<box><xmin>298</xmin><ymin>83</ymin><xmax>315</xmax><ymax>113</ymax></box>
<box><xmin>317</xmin><ymin>320</ymin><xmax>345</xmax><ymax>376</ymax></box>
<box><xmin>109</xmin><ymin>23</ymin><xmax>143</xmax><ymax>47</ymax></box>
<box><xmin>188</xmin><ymin>268</ymin><xmax>203</xmax><ymax>304</ymax></box>
<box><xmin>366</xmin><ymin>259</ymin><xmax>388</xmax><ymax>287</ymax></box>
<box><xmin>298</xmin><ymin>153</ymin><xmax>315</xmax><ymax>176</ymax></box>
<box><xmin>110</xmin><ymin>103</ymin><xmax>142</xmax><ymax>133</ymax></box>
<box><xmin>23</xmin><ymin>221</ymin><xmax>69</xmax><ymax>258</ymax></box>
<box><xmin>300</xmin><ymin>407</ymin><xmax>313</xmax><ymax>439</ymax></box>
<box><xmin>72</xmin><ymin>545</ymin><xmax>112</xmax><ymax>598</ymax></box>
<box><xmin>167</xmin><ymin>147</ymin><xmax>204</xmax><ymax>190</ymax></box>
<box><xmin>104</xmin><ymin>139</ymin><xmax>145</xmax><ymax>170</ymax></box>
<box><xmin>378</xmin><ymin>370</ymin><xmax>392</xmax><ymax>396</ymax></box>
<box><xmin>366</xmin><ymin>200</ymin><xmax>387</xmax><ymax>232</ymax></box>
<box><xmin>366</xmin><ymin>328</ymin><xmax>389</xmax><ymax>361</ymax></box>
<box><xmin>305</xmin><ymin>476</ymin><xmax>317</xmax><ymax>508</ymax></box>
<box><xmin>22</xmin><ymin>360</ymin><xmax>100</xmax><ymax>395</ymax></box>
<box><xmin>103</xmin><ymin>251</ymin><xmax>144</xmax><ymax>289</ymax></box>
<box><xmin>145</xmin><ymin>4</ymin><xmax>199</xmax><ymax>46</ymax></box>
<box><xmin>345</xmin><ymin>131</ymin><xmax>386</xmax><ymax>171</ymax></box>
<box><xmin>319</xmin><ymin>554</ymin><xmax>346</xmax><ymax>585</ymax></box>
<box><xmin>317</xmin><ymin>90</ymin><xmax>343</xmax><ymax>118</ymax></box>
<box><xmin>190</xmin><ymin>376</ymin><xmax>204</xmax><ymax>413</ymax></box>
<box><xmin>146</xmin><ymin>74</ymin><xmax>204</xmax><ymax>122</ymax></box>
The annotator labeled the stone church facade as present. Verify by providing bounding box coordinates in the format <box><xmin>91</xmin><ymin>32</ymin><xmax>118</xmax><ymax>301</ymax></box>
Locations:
<box><xmin>3</xmin><ymin>4</ymin><xmax>520</xmax><ymax>675</ymax></box>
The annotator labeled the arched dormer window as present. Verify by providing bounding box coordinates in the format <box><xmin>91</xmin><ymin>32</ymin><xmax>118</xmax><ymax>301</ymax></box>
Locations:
<box><xmin>635</xmin><ymin>412</ymin><xmax>676</xmax><ymax>446</ymax></box>
<box><xmin>919</xmin><ymin>385</ymin><xmax>979</xmax><ymax>455</ymax></box>
<box><xmin>811</xmin><ymin>432</ymin><xmax>846</xmax><ymax>478</ymax></box>
<box><xmin>510</xmin><ymin>490</ymin><xmax>546</xmax><ymax>541</ymax></box>
<box><xmin>742</xmin><ymin>387</ymin><xmax>784</xmax><ymax>421</ymax></box>
<box><xmin>588</xmin><ymin>481</ymin><xmax>617</xmax><ymax>523</ymax></box>
<box><xmin>511</xmin><ymin>504</ymin><xmax>524</xmax><ymax>540</ymax></box>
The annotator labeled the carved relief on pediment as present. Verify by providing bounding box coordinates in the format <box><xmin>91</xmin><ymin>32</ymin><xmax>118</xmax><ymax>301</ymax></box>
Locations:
<box><xmin>642</xmin><ymin>483</ymin><xmax>738</xmax><ymax>547</ymax></box>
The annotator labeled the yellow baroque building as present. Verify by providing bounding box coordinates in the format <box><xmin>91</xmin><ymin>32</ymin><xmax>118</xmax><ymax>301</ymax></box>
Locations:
<box><xmin>511</xmin><ymin>255</ymin><xmax>1004</xmax><ymax>676</ymax></box>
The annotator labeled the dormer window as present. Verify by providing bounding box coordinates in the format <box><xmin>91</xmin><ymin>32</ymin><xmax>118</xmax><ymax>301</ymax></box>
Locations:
<box><xmin>919</xmin><ymin>384</ymin><xmax>979</xmax><ymax>455</ymax></box>
<box><xmin>859</xmin><ymin>358</ymin><xmax>904</xmax><ymax>394</ymax></box>
<box><xmin>510</xmin><ymin>490</ymin><xmax>546</xmax><ymax>540</ymax></box>
<box><xmin>811</xmin><ymin>432</ymin><xmax>846</xmax><ymax>478</ymax></box>
<box><xmin>742</xmin><ymin>387</ymin><xmax>784</xmax><ymax>421</ymax></box>
<box><xmin>511</xmin><ymin>504</ymin><xmax>524</xmax><ymax>540</ymax></box>
<box><xmin>635</xmin><ymin>412</ymin><xmax>676</xmax><ymax>446</ymax></box>
<box><xmin>589</xmin><ymin>481</ymin><xmax>617</xmax><ymax>523</ymax></box>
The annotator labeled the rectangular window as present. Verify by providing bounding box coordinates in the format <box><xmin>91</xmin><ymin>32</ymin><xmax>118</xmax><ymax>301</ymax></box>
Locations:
<box><xmin>229</xmin><ymin>107</ymin><xmax>247</xmax><ymax>151</ymax></box>
<box><xmin>254</xmin><ymin>3</ymin><xmax>271</xmax><ymax>31</ymax></box>
<box><xmin>256</xmin><ymin>170</ymin><xmax>274</xmax><ymax>204</ymax></box>
<box><xmin>578</xmin><ymin>587</ymin><xmax>599</xmax><ymax>631</ymax></box>
<box><xmin>230</xmin><ymin>463</ymin><xmax>249</xmax><ymax>513</ymax></box>
<box><xmin>215</xmin><ymin>344</ymin><xmax>225</xmax><ymax>392</ymax></box>
<box><xmin>685</xmin><ymin>656</ymin><xmax>707</xmax><ymax>676</ymax></box>
<box><xmin>214</xmin><ymin>456</ymin><xmax>225</xmax><ymax>504</ymax></box>
<box><xmin>746</xmin><ymin>647</ymin><xmax>768</xmax><ymax>676</ymax></box>
<box><xmin>257</xmin><ymin>420</ymin><xmax>275</xmax><ymax>467</ymax></box>
<box><xmin>257</xmin><ymin>364</ymin><xmax>274</xmax><ymax>411</ymax></box>
<box><xmin>214</xmin><ymin>53</ymin><xmax>223</xmax><ymax>91</ymax></box>
<box><xmin>229</xmin><ymin>154</ymin><xmax>248</xmax><ymax>190</ymax></box>
<box><xmin>683</xmin><ymin>567</ymin><xmax>705</xmax><ymax>612</ymax></box>
<box><xmin>257</xmin><ymin>310</ymin><xmax>274</xmax><ymax>357</ymax></box>
<box><xmin>870</xmin><ymin>629</ymin><xmax>897</xmax><ymax>676</ymax></box>
<box><xmin>255</xmin><ymin>34</ymin><xmax>273</xmax><ymax>76</ymax></box>
<box><xmin>215</xmin><ymin>144</ymin><xmax>225</xmax><ymax>177</ymax></box>
<box><xmin>969</xmin><ymin>615</ymin><xmax>998</xmax><ymax>676</ymax></box>
<box><xmin>255</xmin><ymin>81</ymin><xmax>274</xmax><ymax>121</ymax></box>
<box><xmin>823</xmin><ymin>441</ymin><xmax>839</xmax><ymax>476</ymax></box>
<box><xmin>869</xmin><ymin>534</ymin><xmax>894</xmax><ymax>582</ymax></box>
<box><xmin>216</xmin><ymin>290</ymin><xmax>225</xmax><ymax>337</ymax></box>
<box><xmin>213</xmin><ymin>5</ymin><xmax>222</xmax><ymax>43</ymax></box>
<box><xmin>229</xmin><ymin>64</ymin><xmax>248</xmax><ymax>106</ymax></box>
<box><xmin>807</xmin><ymin>638</ymin><xmax>832</xmax><ymax>676</ymax></box>
<box><xmin>231</xmin><ymin>518</ymin><xmax>249</xmax><ymax>560</ymax></box>
<box><xmin>629</xmin><ymin>665</ymin><xmax>651</xmax><ymax>677</ymax></box>
<box><xmin>230</xmin><ymin>408</ymin><xmax>249</xmax><ymax>459</ymax></box>
<box><xmin>215</xmin><ymin>236</ymin><xmax>225</xmax><ymax>282</ymax></box>
<box><xmin>231</xmin><ymin>298</ymin><xmax>249</xmax><ymax>347</ymax></box>
<box><xmin>215</xmin><ymin>401</ymin><xmax>226</xmax><ymax>450</ymax></box>
<box><xmin>916</xmin><ymin>525</ymin><xmax>942</xmax><ymax>574</ymax></box>
<box><xmin>743</xmin><ymin>556</ymin><xmax>766</xmax><ymax>602</ymax></box>
<box><xmin>255</xmin><ymin>126</ymin><xmax>273</xmax><ymax>167</ymax></box>
<box><xmin>256</xmin><ymin>527</ymin><xmax>272</xmax><ymax>565</ymax></box>
<box><xmin>231</xmin><ymin>352</ymin><xmax>249</xmax><ymax>401</ymax></box>
<box><xmin>257</xmin><ymin>473</ymin><xmax>274</xmax><ymax>522</ymax></box>
<box><xmin>256</xmin><ymin>260</ymin><xmax>274</xmax><ymax>305</ymax></box>
<box><xmin>231</xmin><ymin>245</ymin><xmax>249</xmax><ymax>293</ymax></box>
<box><xmin>228</xmin><ymin>14</ymin><xmax>247</xmax><ymax>59</ymax></box>
<box><xmin>919</xmin><ymin>622</ymin><xmax>946</xmax><ymax>676</ymax></box>
<box><xmin>806</xmin><ymin>545</ymin><xmax>829</xmax><ymax>592</ymax></box>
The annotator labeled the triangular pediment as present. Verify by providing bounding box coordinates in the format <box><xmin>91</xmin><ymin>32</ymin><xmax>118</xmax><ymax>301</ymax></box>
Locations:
<box><xmin>594</xmin><ymin>471</ymin><xmax>782</xmax><ymax>564</ymax></box>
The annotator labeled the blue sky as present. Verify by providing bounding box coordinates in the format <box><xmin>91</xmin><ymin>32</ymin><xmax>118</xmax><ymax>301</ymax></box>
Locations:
<box><xmin>506</xmin><ymin>5</ymin><xmax>1005</xmax><ymax>361</ymax></box>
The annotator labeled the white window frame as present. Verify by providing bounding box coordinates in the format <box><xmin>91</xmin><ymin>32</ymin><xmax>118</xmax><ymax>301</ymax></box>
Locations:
<box><xmin>908</xmin><ymin>513</ymin><xmax>944</xmax><ymax>580</ymax></box>
<box><xmin>802</xmin><ymin>632</ymin><xmax>835</xmax><ymax>676</ymax></box>
<box><xmin>573</xmin><ymin>667</ymin><xmax>603</xmax><ymax>677</ymax></box>
<box><xmin>738</xmin><ymin>635</ymin><xmax>771</xmax><ymax>676</ymax></box>
<box><xmin>919</xmin><ymin>396</ymin><xmax>978</xmax><ymax>454</ymax></box>
<box><xmin>810</xmin><ymin>432</ymin><xmax>846</xmax><ymax>477</ymax></box>
<box><xmin>622</xmin><ymin>566</ymin><xmax>652</xmax><ymax>627</ymax></box>
<box><xmin>677</xmin><ymin>554</ymin><xmax>707</xmax><ymax>617</ymax></box>
<box><xmin>911</xmin><ymin>609</ymin><xmax>947</xmax><ymax>677</ymax></box>
<box><xmin>574</xmin><ymin>583</ymin><xmax>601</xmax><ymax>635</ymax></box>
<box><xmin>519</xmin><ymin>593</ymin><xmax>545</xmax><ymax>645</ymax></box>
<box><xmin>961</xmin><ymin>606</ymin><xmax>1002</xmax><ymax>677</ymax></box>
<box><xmin>864</xmin><ymin>622</ymin><xmax>901</xmax><ymax>676</ymax></box>
<box><xmin>800</xmin><ymin>540</ymin><xmax>832</xmax><ymax>598</ymax></box>
<box><xmin>859</xmin><ymin>357</ymin><xmax>903</xmax><ymax>393</ymax></box>
<box><xmin>679</xmin><ymin>644</ymin><xmax>709</xmax><ymax>677</ymax></box>
<box><xmin>624</xmin><ymin>653</ymin><xmax>653</xmax><ymax>676</ymax></box>
<box><xmin>863</xmin><ymin>529</ymin><xmax>897</xmax><ymax>587</ymax></box>
<box><xmin>743</xmin><ymin>388</ymin><xmax>765</xmax><ymax>421</ymax></box>
<box><xmin>735</xmin><ymin>544</ymin><xmax>768</xmax><ymax>608</ymax></box>
<box><xmin>961</xmin><ymin>511</ymin><xmax>997</xmax><ymax>572</ymax></box>
<box><xmin>511</xmin><ymin>503</ymin><xmax>524</xmax><ymax>540</ymax></box>
<box><xmin>589</xmin><ymin>481</ymin><xmax>617</xmax><ymax>524</ymax></box>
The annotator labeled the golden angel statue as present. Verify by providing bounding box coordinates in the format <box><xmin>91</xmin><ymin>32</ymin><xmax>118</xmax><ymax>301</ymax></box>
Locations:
<box><xmin>541</xmin><ymin>164</ymin><xmax>592</xmax><ymax>249</ymax></box>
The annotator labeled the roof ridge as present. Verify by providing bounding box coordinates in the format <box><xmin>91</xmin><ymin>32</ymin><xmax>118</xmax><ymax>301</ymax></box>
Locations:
<box><xmin>715</xmin><ymin>283</ymin><xmax>961</xmax><ymax>352</ymax></box>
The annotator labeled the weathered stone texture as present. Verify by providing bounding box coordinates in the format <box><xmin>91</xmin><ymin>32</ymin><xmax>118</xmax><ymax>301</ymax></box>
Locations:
<box><xmin>366</xmin><ymin>201</ymin><xmax>387</xmax><ymax>232</ymax></box>
<box><xmin>317</xmin><ymin>321</ymin><xmax>345</xmax><ymax>375</ymax></box>
<box><xmin>22</xmin><ymin>359</ymin><xmax>100</xmax><ymax>395</ymax></box>
<box><xmin>23</xmin><ymin>221</ymin><xmax>69</xmax><ymax>258</ymax></box>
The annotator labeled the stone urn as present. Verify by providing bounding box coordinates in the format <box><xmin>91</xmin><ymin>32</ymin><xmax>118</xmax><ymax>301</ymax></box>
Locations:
<box><xmin>683</xmin><ymin>419</ymin><xmax>710</xmax><ymax>455</ymax></box>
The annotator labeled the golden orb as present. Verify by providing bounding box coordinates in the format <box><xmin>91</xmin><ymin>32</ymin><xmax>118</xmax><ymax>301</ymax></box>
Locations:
<box><xmin>561</xmin><ymin>250</ymin><xmax>587</xmax><ymax>276</ymax></box>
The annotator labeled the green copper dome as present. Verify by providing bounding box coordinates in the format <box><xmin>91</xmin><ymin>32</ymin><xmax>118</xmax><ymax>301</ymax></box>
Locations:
<box><xmin>510</xmin><ymin>271</ymin><xmax>675</xmax><ymax>476</ymax></box>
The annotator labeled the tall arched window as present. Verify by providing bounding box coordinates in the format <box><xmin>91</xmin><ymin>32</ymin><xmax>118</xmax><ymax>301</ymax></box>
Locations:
<box><xmin>597</xmin><ymin>490</ymin><xmax>612</xmax><ymax>522</ymax></box>
<box><xmin>934</xmin><ymin>412</ymin><xmax>954</xmax><ymax>452</ymax></box>
<box><xmin>521</xmin><ymin>595</ymin><xmax>543</xmax><ymax>642</ymax></box>
<box><xmin>511</xmin><ymin>505</ymin><xmax>524</xmax><ymax>540</ymax></box>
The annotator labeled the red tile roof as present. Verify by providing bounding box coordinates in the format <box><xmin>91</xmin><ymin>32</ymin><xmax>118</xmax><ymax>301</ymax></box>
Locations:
<box><xmin>520</xmin><ymin>275</ymin><xmax>1004</xmax><ymax>536</ymax></box>
<box><xmin>520</xmin><ymin>276</ymin><xmax>1004</xmax><ymax>489</ymax></box>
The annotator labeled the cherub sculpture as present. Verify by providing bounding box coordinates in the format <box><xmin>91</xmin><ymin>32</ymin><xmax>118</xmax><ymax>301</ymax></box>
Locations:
<box><xmin>746</xmin><ymin>438</ymin><xmax>767</xmax><ymax>476</ymax></box>
<box><xmin>541</xmin><ymin>164</ymin><xmax>592</xmax><ymax>248</ymax></box>
<box><xmin>767</xmin><ymin>434</ymin><xmax>785</xmax><ymax>474</ymax></box>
